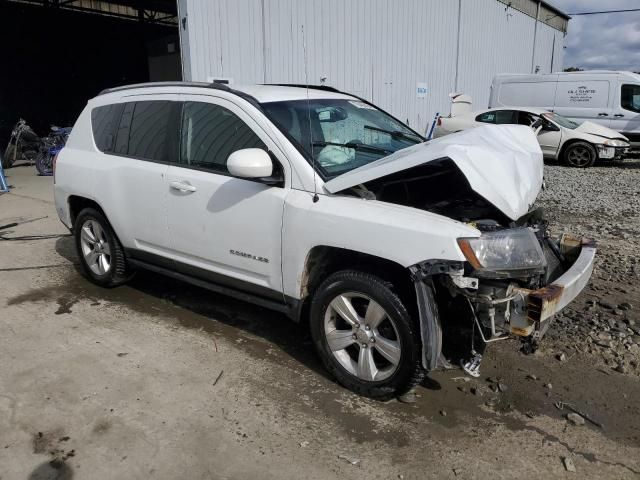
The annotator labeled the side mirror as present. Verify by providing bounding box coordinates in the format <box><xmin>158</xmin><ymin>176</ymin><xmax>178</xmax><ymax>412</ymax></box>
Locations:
<box><xmin>227</xmin><ymin>148</ymin><xmax>273</xmax><ymax>179</ymax></box>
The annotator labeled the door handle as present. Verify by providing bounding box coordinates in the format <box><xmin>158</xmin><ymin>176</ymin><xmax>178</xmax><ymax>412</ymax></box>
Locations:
<box><xmin>170</xmin><ymin>181</ymin><xmax>197</xmax><ymax>193</ymax></box>
<box><xmin>598</xmin><ymin>113</ymin><xmax>609</xmax><ymax>117</ymax></box>
<box><xmin>614</xmin><ymin>114</ymin><xmax>625</xmax><ymax>117</ymax></box>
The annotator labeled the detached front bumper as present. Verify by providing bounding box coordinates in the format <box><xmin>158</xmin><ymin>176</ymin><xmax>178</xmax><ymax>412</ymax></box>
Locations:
<box><xmin>510</xmin><ymin>236</ymin><xmax>596</xmax><ymax>337</ymax></box>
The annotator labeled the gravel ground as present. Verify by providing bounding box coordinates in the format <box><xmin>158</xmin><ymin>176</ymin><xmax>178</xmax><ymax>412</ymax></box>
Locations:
<box><xmin>536</xmin><ymin>157</ymin><xmax>640</xmax><ymax>375</ymax></box>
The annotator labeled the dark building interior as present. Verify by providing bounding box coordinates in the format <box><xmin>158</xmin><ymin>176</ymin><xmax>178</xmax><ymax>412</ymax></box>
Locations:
<box><xmin>0</xmin><ymin>0</ymin><xmax>180</xmax><ymax>144</ymax></box>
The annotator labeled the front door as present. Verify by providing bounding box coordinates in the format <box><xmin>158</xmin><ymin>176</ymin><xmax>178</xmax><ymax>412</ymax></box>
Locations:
<box><xmin>166</xmin><ymin>98</ymin><xmax>288</xmax><ymax>301</ymax></box>
<box><xmin>611</xmin><ymin>82</ymin><xmax>640</xmax><ymax>146</ymax></box>
<box><xmin>536</xmin><ymin>126</ymin><xmax>562</xmax><ymax>158</ymax></box>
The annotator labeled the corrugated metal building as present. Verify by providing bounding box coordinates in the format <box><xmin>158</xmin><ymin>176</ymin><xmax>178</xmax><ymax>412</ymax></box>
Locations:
<box><xmin>177</xmin><ymin>0</ymin><xmax>569</xmax><ymax>133</ymax></box>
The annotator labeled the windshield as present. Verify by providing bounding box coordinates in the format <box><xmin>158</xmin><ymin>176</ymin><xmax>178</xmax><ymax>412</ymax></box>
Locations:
<box><xmin>541</xmin><ymin>112</ymin><xmax>580</xmax><ymax>130</ymax></box>
<box><xmin>262</xmin><ymin>99</ymin><xmax>423</xmax><ymax>178</ymax></box>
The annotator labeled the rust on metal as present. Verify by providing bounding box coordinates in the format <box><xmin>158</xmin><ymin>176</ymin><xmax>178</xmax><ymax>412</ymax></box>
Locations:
<box><xmin>526</xmin><ymin>284</ymin><xmax>564</xmax><ymax>322</ymax></box>
<box><xmin>511</xmin><ymin>326</ymin><xmax>534</xmax><ymax>336</ymax></box>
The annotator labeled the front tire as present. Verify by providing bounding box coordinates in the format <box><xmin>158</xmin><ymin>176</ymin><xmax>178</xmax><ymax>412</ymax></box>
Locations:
<box><xmin>310</xmin><ymin>270</ymin><xmax>425</xmax><ymax>400</ymax></box>
<box><xmin>563</xmin><ymin>141</ymin><xmax>596</xmax><ymax>168</ymax></box>
<box><xmin>2</xmin><ymin>144</ymin><xmax>16</xmax><ymax>169</ymax></box>
<box><xmin>74</xmin><ymin>208</ymin><xmax>132</xmax><ymax>287</ymax></box>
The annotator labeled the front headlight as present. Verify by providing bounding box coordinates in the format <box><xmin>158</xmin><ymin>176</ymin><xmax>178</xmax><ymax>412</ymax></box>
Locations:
<box><xmin>457</xmin><ymin>227</ymin><xmax>546</xmax><ymax>275</ymax></box>
<box><xmin>603</xmin><ymin>139</ymin><xmax>630</xmax><ymax>147</ymax></box>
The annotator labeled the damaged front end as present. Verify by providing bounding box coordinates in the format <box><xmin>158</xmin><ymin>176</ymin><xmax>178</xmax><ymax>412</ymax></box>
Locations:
<box><xmin>452</xmin><ymin>222</ymin><xmax>596</xmax><ymax>345</ymax></box>
<box><xmin>411</xmin><ymin>220</ymin><xmax>596</xmax><ymax>376</ymax></box>
<box><xmin>325</xmin><ymin>125</ymin><xmax>596</xmax><ymax>375</ymax></box>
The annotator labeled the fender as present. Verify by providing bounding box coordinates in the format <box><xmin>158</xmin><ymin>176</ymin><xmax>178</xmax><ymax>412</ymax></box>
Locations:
<box><xmin>409</xmin><ymin>260</ymin><xmax>463</xmax><ymax>370</ymax></box>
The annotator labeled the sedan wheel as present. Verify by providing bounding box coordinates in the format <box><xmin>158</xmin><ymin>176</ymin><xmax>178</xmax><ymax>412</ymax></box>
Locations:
<box><xmin>564</xmin><ymin>141</ymin><xmax>596</xmax><ymax>168</ymax></box>
<box><xmin>324</xmin><ymin>292</ymin><xmax>401</xmax><ymax>382</ymax></box>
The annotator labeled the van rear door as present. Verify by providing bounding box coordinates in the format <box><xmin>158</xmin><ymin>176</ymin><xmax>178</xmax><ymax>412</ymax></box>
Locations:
<box><xmin>491</xmin><ymin>75</ymin><xmax>558</xmax><ymax>110</ymax></box>
<box><xmin>553</xmin><ymin>76</ymin><xmax>612</xmax><ymax>127</ymax></box>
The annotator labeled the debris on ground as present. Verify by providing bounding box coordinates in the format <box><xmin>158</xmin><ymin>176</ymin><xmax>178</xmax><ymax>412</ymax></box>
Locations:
<box><xmin>555</xmin><ymin>401</ymin><xmax>604</xmax><ymax>429</ymax></box>
<box><xmin>557</xmin><ymin>352</ymin><xmax>567</xmax><ymax>362</ymax></box>
<box><xmin>299</xmin><ymin>441</ymin><xmax>310</xmax><ymax>448</ymax></box>
<box><xmin>397</xmin><ymin>390</ymin><xmax>417</xmax><ymax>404</ymax></box>
<box><xmin>212</xmin><ymin>370</ymin><xmax>224</xmax><ymax>386</ymax></box>
<box><xmin>566</xmin><ymin>413</ymin><xmax>585</xmax><ymax>426</ymax></box>
<box><xmin>338</xmin><ymin>454</ymin><xmax>361</xmax><ymax>466</ymax></box>
<box><xmin>562</xmin><ymin>456</ymin><xmax>577</xmax><ymax>472</ymax></box>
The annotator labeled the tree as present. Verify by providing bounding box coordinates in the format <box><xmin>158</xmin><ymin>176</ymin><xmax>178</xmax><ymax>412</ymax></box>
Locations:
<box><xmin>564</xmin><ymin>67</ymin><xmax>584</xmax><ymax>72</ymax></box>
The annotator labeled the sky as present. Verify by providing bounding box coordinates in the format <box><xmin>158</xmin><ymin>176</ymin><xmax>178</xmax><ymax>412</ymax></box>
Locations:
<box><xmin>549</xmin><ymin>0</ymin><xmax>640</xmax><ymax>71</ymax></box>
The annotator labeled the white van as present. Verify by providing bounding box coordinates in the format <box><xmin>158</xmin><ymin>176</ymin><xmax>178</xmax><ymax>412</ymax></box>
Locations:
<box><xmin>490</xmin><ymin>71</ymin><xmax>640</xmax><ymax>147</ymax></box>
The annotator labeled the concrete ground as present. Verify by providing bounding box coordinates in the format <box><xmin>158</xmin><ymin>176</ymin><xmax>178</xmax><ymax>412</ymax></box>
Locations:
<box><xmin>1</xmin><ymin>164</ymin><xmax>639</xmax><ymax>480</ymax></box>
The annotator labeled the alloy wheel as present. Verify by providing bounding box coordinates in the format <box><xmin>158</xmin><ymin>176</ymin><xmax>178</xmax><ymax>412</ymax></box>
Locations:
<box><xmin>80</xmin><ymin>219</ymin><xmax>112</xmax><ymax>275</ymax></box>
<box><xmin>323</xmin><ymin>292</ymin><xmax>401</xmax><ymax>382</ymax></box>
<box><xmin>567</xmin><ymin>146</ymin><xmax>592</xmax><ymax>167</ymax></box>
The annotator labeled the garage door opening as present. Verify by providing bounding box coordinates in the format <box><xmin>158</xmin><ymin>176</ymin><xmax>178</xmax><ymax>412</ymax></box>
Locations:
<box><xmin>0</xmin><ymin>0</ymin><xmax>180</xmax><ymax>143</ymax></box>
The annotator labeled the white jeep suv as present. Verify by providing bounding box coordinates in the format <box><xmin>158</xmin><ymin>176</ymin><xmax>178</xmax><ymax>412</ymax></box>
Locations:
<box><xmin>54</xmin><ymin>82</ymin><xmax>596</xmax><ymax>399</ymax></box>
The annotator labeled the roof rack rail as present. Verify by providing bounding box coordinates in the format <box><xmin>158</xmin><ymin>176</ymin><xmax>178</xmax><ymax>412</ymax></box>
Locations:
<box><xmin>97</xmin><ymin>80</ymin><xmax>263</xmax><ymax>110</ymax></box>
<box><xmin>98</xmin><ymin>81</ymin><xmax>232</xmax><ymax>96</ymax></box>
<box><xmin>264</xmin><ymin>83</ymin><xmax>343</xmax><ymax>94</ymax></box>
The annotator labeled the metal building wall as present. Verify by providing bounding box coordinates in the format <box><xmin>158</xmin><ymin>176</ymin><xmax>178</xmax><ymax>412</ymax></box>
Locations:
<box><xmin>179</xmin><ymin>0</ymin><xmax>565</xmax><ymax>133</ymax></box>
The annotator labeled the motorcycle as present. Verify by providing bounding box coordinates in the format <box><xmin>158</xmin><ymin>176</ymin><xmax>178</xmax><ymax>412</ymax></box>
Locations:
<box><xmin>35</xmin><ymin>126</ymin><xmax>71</xmax><ymax>176</ymax></box>
<box><xmin>2</xmin><ymin>119</ymin><xmax>41</xmax><ymax>169</ymax></box>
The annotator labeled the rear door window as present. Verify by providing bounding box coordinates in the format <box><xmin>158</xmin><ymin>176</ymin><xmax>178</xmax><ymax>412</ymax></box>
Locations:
<box><xmin>91</xmin><ymin>104</ymin><xmax>124</xmax><ymax>152</ymax></box>
<box><xmin>179</xmin><ymin>101</ymin><xmax>266</xmax><ymax>174</ymax></box>
<box><xmin>127</xmin><ymin>101</ymin><xmax>179</xmax><ymax>162</ymax></box>
<box><xmin>621</xmin><ymin>84</ymin><xmax>640</xmax><ymax>113</ymax></box>
<box><xmin>113</xmin><ymin>101</ymin><xmax>179</xmax><ymax>162</ymax></box>
<box><xmin>476</xmin><ymin>110</ymin><xmax>517</xmax><ymax>124</ymax></box>
<box><xmin>476</xmin><ymin>112</ymin><xmax>496</xmax><ymax>123</ymax></box>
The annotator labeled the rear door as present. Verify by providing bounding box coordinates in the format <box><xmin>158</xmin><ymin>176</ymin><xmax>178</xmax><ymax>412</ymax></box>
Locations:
<box><xmin>92</xmin><ymin>98</ymin><xmax>180</xmax><ymax>263</ymax></box>
<box><xmin>611</xmin><ymin>81</ymin><xmax>640</xmax><ymax>145</ymax></box>
<box><xmin>165</xmin><ymin>97</ymin><xmax>289</xmax><ymax>301</ymax></box>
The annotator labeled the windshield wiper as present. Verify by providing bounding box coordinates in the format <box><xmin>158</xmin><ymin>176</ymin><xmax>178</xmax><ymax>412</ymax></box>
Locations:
<box><xmin>363</xmin><ymin>125</ymin><xmax>423</xmax><ymax>143</ymax></box>
<box><xmin>312</xmin><ymin>141</ymin><xmax>392</xmax><ymax>154</ymax></box>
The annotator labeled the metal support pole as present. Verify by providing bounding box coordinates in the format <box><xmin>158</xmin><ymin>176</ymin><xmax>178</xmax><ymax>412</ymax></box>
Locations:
<box><xmin>531</xmin><ymin>0</ymin><xmax>541</xmax><ymax>73</ymax></box>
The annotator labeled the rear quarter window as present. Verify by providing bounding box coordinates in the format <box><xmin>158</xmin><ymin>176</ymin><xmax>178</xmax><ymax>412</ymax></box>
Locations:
<box><xmin>91</xmin><ymin>104</ymin><xmax>124</xmax><ymax>152</ymax></box>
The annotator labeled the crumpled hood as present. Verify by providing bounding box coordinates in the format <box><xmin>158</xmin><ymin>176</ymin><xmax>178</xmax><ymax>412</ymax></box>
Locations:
<box><xmin>324</xmin><ymin>124</ymin><xmax>543</xmax><ymax>221</ymax></box>
<box><xmin>576</xmin><ymin>121</ymin><xmax>629</xmax><ymax>141</ymax></box>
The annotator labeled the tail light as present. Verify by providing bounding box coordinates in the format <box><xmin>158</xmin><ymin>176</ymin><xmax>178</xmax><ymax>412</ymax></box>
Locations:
<box><xmin>437</xmin><ymin>117</ymin><xmax>442</xmax><ymax>126</ymax></box>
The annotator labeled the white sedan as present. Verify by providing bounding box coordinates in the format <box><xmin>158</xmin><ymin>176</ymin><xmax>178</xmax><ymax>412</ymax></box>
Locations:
<box><xmin>435</xmin><ymin>107</ymin><xmax>630</xmax><ymax>168</ymax></box>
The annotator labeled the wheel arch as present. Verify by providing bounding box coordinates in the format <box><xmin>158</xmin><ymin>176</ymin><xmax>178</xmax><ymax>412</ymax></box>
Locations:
<box><xmin>68</xmin><ymin>195</ymin><xmax>107</xmax><ymax>230</ymax></box>
<box><xmin>293</xmin><ymin>245</ymin><xmax>416</xmax><ymax>325</ymax></box>
<box><xmin>559</xmin><ymin>138</ymin><xmax>599</xmax><ymax>164</ymax></box>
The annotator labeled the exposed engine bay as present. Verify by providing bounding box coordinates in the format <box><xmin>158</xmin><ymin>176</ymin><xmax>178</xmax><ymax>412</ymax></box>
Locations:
<box><xmin>349</xmin><ymin>158</ymin><xmax>512</xmax><ymax>224</ymax></box>
<box><xmin>347</xmin><ymin>158</ymin><xmax>592</xmax><ymax>375</ymax></box>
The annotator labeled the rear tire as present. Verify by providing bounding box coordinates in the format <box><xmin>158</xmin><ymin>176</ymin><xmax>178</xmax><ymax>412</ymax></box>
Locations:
<box><xmin>35</xmin><ymin>151</ymin><xmax>53</xmax><ymax>176</ymax></box>
<box><xmin>563</xmin><ymin>141</ymin><xmax>596</xmax><ymax>168</ymax></box>
<box><xmin>309</xmin><ymin>270</ymin><xmax>425</xmax><ymax>400</ymax></box>
<box><xmin>74</xmin><ymin>208</ymin><xmax>132</xmax><ymax>287</ymax></box>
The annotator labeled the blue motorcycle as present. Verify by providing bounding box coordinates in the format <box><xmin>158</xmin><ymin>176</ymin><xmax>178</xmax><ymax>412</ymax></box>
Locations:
<box><xmin>35</xmin><ymin>126</ymin><xmax>71</xmax><ymax>176</ymax></box>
